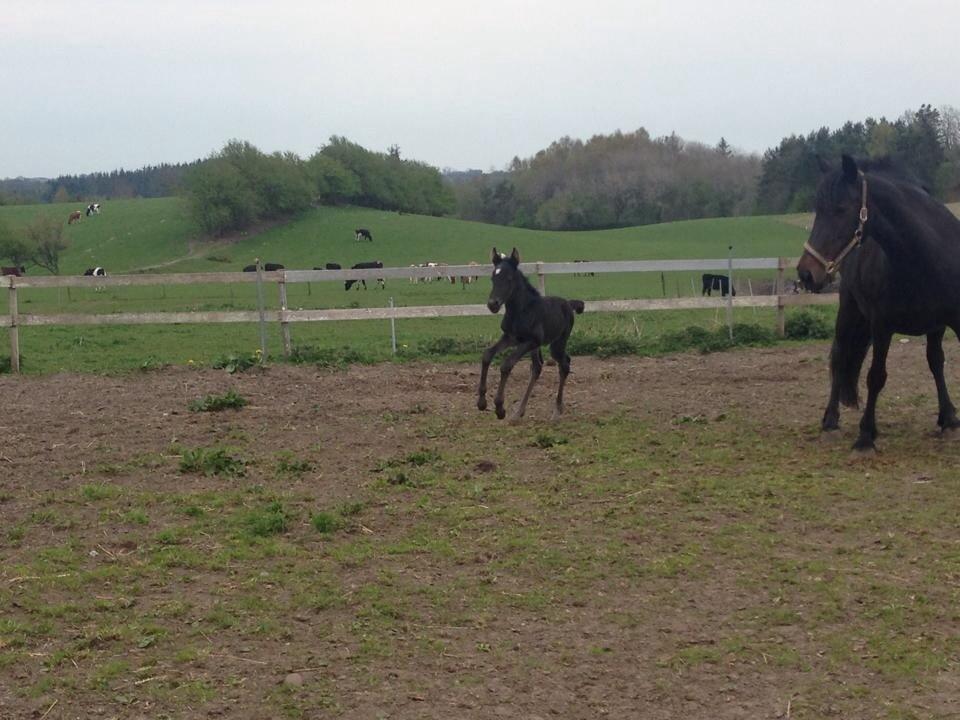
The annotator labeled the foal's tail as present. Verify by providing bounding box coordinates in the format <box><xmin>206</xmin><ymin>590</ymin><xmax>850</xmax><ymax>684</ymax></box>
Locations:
<box><xmin>568</xmin><ymin>299</ymin><xmax>585</xmax><ymax>315</ymax></box>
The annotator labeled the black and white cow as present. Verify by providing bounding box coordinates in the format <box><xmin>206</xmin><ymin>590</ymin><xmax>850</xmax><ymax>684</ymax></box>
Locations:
<box><xmin>345</xmin><ymin>261</ymin><xmax>385</xmax><ymax>290</ymax></box>
<box><xmin>1</xmin><ymin>266</ymin><xmax>25</xmax><ymax>277</ymax></box>
<box><xmin>354</xmin><ymin>228</ymin><xmax>373</xmax><ymax>242</ymax></box>
<box><xmin>83</xmin><ymin>267</ymin><xmax>106</xmax><ymax>277</ymax></box>
<box><xmin>85</xmin><ymin>203</ymin><xmax>101</xmax><ymax>217</ymax></box>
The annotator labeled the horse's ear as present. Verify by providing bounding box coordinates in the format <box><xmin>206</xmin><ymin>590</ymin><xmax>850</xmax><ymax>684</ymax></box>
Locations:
<box><xmin>509</xmin><ymin>247</ymin><xmax>520</xmax><ymax>265</ymax></box>
<box><xmin>815</xmin><ymin>154</ymin><xmax>832</xmax><ymax>174</ymax></box>
<box><xmin>841</xmin><ymin>154</ymin><xmax>859</xmax><ymax>184</ymax></box>
<box><xmin>491</xmin><ymin>247</ymin><xmax>500</xmax><ymax>264</ymax></box>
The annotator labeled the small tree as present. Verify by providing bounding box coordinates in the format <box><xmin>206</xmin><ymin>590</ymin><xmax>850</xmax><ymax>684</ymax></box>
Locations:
<box><xmin>25</xmin><ymin>214</ymin><xmax>69</xmax><ymax>274</ymax></box>
<box><xmin>0</xmin><ymin>220</ymin><xmax>32</xmax><ymax>267</ymax></box>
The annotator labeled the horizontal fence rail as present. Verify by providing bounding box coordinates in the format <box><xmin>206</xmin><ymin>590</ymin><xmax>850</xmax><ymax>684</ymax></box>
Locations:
<box><xmin>3</xmin><ymin>258</ymin><xmax>837</xmax><ymax>373</ymax></box>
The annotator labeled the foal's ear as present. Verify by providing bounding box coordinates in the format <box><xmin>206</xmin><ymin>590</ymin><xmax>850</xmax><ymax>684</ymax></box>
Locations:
<box><xmin>509</xmin><ymin>247</ymin><xmax>520</xmax><ymax>265</ymax></box>
<box><xmin>815</xmin><ymin>154</ymin><xmax>832</xmax><ymax>174</ymax></box>
<box><xmin>841</xmin><ymin>154</ymin><xmax>859</xmax><ymax>184</ymax></box>
<box><xmin>491</xmin><ymin>246</ymin><xmax>500</xmax><ymax>264</ymax></box>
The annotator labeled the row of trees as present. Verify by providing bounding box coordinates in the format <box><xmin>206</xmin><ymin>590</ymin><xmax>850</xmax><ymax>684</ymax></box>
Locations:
<box><xmin>756</xmin><ymin>105</ymin><xmax>960</xmax><ymax>213</ymax></box>
<box><xmin>0</xmin><ymin>163</ymin><xmax>200</xmax><ymax>206</ymax></box>
<box><xmin>449</xmin><ymin>129</ymin><xmax>760</xmax><ymax>230</ymax></box>
<box><xmin>184</xmin><ymin>138</ymin><xmax>455</xmax><ymax>236</ymax></box>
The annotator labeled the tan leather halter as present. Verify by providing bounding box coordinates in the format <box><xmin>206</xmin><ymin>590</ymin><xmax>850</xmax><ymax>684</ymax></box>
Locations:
<box><xmin>803</xmin><ymin>171</ymin><xmax>869</xmax><ymax>276</ymax></box>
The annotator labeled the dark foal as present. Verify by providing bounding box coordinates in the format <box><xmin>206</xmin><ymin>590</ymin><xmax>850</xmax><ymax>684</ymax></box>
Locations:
<box><xmin>798</xmin><ymin>155</ymin><xmax>960</xmax><ymax>452</ymax></box>
<box><xmin>477</xmin><ymin>247</ymin><xmax>584</xmax><ymax>423</ymax></box>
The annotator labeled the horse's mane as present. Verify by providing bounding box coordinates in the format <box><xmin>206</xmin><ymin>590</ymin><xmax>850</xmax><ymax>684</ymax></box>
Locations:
<box><xmin>513</xmin><ymin>264</ymin><xmax>541</xmax><ymax>299</ymax></box>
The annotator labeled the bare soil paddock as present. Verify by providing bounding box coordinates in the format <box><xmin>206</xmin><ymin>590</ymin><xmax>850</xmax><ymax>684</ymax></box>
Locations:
<box><xmin>2</xmin><ymin>343</ymin><xmax>959</xmax><ymax>719</ymax></box>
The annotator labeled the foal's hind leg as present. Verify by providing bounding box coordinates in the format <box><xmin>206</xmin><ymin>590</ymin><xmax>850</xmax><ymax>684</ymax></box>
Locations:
<box><xmin>927</xmin><ymin>329</ymin><xmax>960</xmax><ymax>431</ymax></box>
<box><xmin>510</xmin><ymin>348</ymin><xmax>543</xmax><ymax>424</ymax></box>
<box><xmin>494</xmin><ymin>341</ymin><xmax>539</xmax><ymax>420</ymax></box>
<box><xmin>549</xmin><ymin>337</ymin><xmax>572</xmax><ymax>421</ymax></box>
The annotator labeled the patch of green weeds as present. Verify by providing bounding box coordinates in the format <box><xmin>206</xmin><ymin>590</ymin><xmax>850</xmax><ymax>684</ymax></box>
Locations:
<box><xmin>179</xmin><ymin>447</ymin><xmax>246</xmax><ymax>477</ymax></box>
<box><xmin>188</xmin><ymin>388</ymin><xmax>248</xmax><ymax>412</ymax></box>
<box><xmin>212</xmin><ymin>351</ymin><xmax>259</xmax><ymax>373</ymax></box>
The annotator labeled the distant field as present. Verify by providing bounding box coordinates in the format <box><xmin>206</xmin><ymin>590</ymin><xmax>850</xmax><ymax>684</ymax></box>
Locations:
<box><xmin>1</xmin><ymin>200</ymin><xmax>818</xmax><ymax>373</ymax></box>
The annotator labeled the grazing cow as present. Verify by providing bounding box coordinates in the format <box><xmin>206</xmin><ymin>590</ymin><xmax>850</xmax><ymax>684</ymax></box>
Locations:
<box><xmin>355</xmin><ymin>228</ymin><xmax>373</xmax><ymax>242</ymax></box>
<box><xmin>2</xmin><ymin>266</ymin><xmax>25</xmax><ymax>277</ymax></box>
<box><xmin>701</xmin><ymin>273</ymin><xmax>735</xmax><ymax>297</ymax></box>
<box><xmin>83</xmin><ymin>267</ymin><xmax>106</xmax><ymax>277</ymax></box>
<box><xmin>573</xmin><ymin>259</ymin><xmax>595</xmax><ymax>277</ymax></box>
<box><xmin>313</xmin><ymin>263</ymin><xmax>342</xmax><ymax>270</ymax></box>
<box><xmin>460</xmin><ymin>261</ymin><xmax>481</xmax><ymax>288</ymax></box>
<box><xmin>85</xmin><ymin>203</ymin><xmax>101</xmax><ymax>216</ymax></box>
<box><xmin>345</xmin><ymin>261</ymin><xmax>385</xmax><ymax>291</ymax></box>
<box><xmin>68</xmin><ymin>210</ymin><xmax>82</xmax><ymax>224</ymax></box>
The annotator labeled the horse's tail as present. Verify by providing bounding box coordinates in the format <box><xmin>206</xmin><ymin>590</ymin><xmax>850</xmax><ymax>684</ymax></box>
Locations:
<box><xmin>568</xmin><ymin>299</ymin><xmax>585</xmax><ymax>315</ymax></box>
<box><xmin>831</xmin><ymin>310</ymin><xmax>872</xmax><ymax>408</ymax></box>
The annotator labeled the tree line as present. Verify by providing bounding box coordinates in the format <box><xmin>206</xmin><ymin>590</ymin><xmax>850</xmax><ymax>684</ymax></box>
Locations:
<box><xmin>449</xmin><ymin>129</ymin><xmax>761</xmax><ymax>230</ymax></box>
<box><xmin>185</xmin><ymin>137</ymin><xmax>455</xmax><ymax>236</ymax></box>
<box><xmin>756</xmin><ymin>104</ymin><xmax>960</xmax><ymax>213</ymax></box>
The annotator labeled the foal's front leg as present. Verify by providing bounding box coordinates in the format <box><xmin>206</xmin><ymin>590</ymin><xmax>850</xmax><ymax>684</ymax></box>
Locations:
<box><xmin>494</xmin><ymin>341</ymin><xmax>540</xmax><ymax>420</ymax></box>
<box><xmin>477</xmin><ymin>335</ymin><xmax>512</xmax><ymax>411</ymax></box>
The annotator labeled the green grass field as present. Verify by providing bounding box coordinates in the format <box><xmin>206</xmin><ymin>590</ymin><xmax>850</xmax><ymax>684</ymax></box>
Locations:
<box><xmin>1</xmin><ymin>199</ymin><xmax>818</xmax><ymax>373</ymax></box>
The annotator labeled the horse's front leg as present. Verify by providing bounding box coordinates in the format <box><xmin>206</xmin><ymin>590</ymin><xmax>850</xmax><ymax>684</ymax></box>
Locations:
<box><xmin>926</xmin><ymin>329</ymin><xmax>960</xmax><ymax>431</ymax></box>
<box><xmin>477</xmin><ymin>335</ymin><xmax>512</xmax><ymax>411</ymax></box>
<box><xmin>854</xmin><ymin>331</ymin><xmax>891</xmax><ymax>452</ymax></box>
<box><xmin>822</xmin><ymin>295</ymin><xmax>871</xmax><ymax>432</ymax></box>
<box><xmin>494</xmin><ymin>341</ymin><xmax>539</xmax><ymax>420</ymax></box>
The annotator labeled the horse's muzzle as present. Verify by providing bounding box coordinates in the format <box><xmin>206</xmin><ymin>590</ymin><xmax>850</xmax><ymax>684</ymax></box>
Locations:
<box><xmin>487</xmin><ymin>300</ymin><xmax>501</xmax><ymax>314</ymax></box>
<box><xmin>797</xmin><ymin>267</ymin><xmax>824</xmax><ymax>294</ymax></box>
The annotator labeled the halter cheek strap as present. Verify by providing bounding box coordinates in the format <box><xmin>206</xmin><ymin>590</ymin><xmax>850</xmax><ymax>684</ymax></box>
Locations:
<box><xmin>803</xmin><ymin>171</ymin><xmax>869</xmax><ymax>276</ymax></box>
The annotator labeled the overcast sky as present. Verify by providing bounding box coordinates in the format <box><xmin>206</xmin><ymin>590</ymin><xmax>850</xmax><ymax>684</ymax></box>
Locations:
<box><xmin>2</xmin><ymin>0</ymin><xmax>957</xmax><ymax>178</ymax></box>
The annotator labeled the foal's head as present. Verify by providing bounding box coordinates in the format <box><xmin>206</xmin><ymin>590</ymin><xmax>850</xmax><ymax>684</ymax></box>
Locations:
<box><xmin>797</xmin><ymin>154</ymin><xmax>867</xmax><ymax>292</ymax></box>
<box><xmin>487</xmin><ymin>246</ymin><xmax>522</xmax><ymax>313</ymax></box>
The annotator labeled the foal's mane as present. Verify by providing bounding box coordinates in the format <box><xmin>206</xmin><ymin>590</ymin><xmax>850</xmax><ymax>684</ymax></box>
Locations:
<box><xmin>498</xmin><ymin>257</ymin><xmax>541</xmax><ymax>300</ymax></box>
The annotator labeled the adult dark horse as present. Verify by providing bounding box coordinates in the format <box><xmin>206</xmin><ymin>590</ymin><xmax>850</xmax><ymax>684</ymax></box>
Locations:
<box><xmin>701</xmin><ymin>273</ymin><xmax>735</xmax><ymax>297</ymax></box>
<box><xmin>477</xmin><ymin>247</ymin><xmax>585</xmax><ymax>423</ymax></box>
<box><xmin>797</xmin><ymin>155</ymin><xmax>960</xmax><ymax>452</ymax></box>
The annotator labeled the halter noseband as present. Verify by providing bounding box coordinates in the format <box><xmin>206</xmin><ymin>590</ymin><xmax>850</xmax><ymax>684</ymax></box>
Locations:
<box><xmin>803</xmin><ymin>170</ymin><xmax>869</xmax><ymax>276</ymax></box>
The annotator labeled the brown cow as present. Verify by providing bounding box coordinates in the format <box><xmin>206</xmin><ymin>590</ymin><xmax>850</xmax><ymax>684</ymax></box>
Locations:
<box><xmin>68</xmin><ymin>210</ymin><xmax>82</xmax><ymax>224</ymax></box>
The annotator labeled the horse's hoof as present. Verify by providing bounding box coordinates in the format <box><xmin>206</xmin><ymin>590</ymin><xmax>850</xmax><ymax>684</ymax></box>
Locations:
<box><xmin>850</xmin><ymin>439</ymin><xmax>878</xmax><ymax>457</ymax></box>
<box><xmin>550</xmin><ymin>408</ymin><xmax>564</xmax><ymax>422</ymax></box>
<box><xmin>495</xmin><ymin>406</ymin><xmax>506</xmax><ymax>420</ymax></box>
<box><xmin>941</xmin><ymin>422</ymin><xmax>960</xmax><ymax>436</ymax></box>
<box><xmin>477</xmin><ymin>398</ymin><xmax>487</xmax><ymax>411</ymax></box>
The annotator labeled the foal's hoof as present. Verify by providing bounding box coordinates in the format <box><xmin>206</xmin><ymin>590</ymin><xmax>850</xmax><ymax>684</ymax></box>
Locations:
<box><xmin>495</xmin><ymin>406</ymin><xmax>506</xmax><ymax>420</ymax></box>
<box><xmin>550</xmin><ymin>407</ymin><xmax>564</xmax><ymax>423</ymax></box>
<box><xmin>477</xmin><ymin>398</ymin><xmax>487</xmax><ymax>411</ymax></box>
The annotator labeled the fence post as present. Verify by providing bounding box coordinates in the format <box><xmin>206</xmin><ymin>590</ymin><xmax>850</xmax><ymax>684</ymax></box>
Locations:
<box><xmin>254</xmin><ymin>259</ymin><xmax>268</xmax><ymax>363</ymax></box>
<box><xmin>389</xmin><ymin>297</ymin><xmax>397</xmax><ymax>355</ymax></box>
<box><xmin>537</xmin><ymin>262</ymin><xmax>546</xmax><ymax>294</ymax></box>
<box><xmin>776</xmin><ymin>257</ymin><xmax>787</xmax><ymax>338</ymax></box>
<box><xmin>8</xmin><ymin>279</ymin><xmax>20</xmax><ymax>374</ymax></box>
<box><xmin>278</xmin><ymin>270</ymin><xmax>292</xmax><ymax>358</ymax></box>
<box><xmin>726</xmin><ymin>245</ymin><xmax>734</xmax><ymax>340</ymax></box>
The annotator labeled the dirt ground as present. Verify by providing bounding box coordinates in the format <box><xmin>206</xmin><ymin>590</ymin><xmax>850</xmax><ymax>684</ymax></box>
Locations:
<box><xmin>2</xmin><ymin>342</ymin><xmax>960</xmax><ymax>719</ymax></box>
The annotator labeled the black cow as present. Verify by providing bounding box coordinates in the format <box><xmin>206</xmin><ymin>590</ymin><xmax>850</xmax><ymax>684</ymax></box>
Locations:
<box><xmin>702</xmin><ymin>273</ymin><xmax>735</xmax><ymax>297</ymax></box>
<box><xmin>1</xmin><ymin>266</ymin><xmax>25</xmax><ymax>277</ymax></box>
<box><xmin>355</xmin><ymin>228</ymin><xmax>373</xmax><ymax>242</ymax></box>
<box><xmin>345</xmin><ymin>261</ymin><xmax>385</xmax><ymax>290</ymax></box>
<box><xmin>83</xmin><ymin>267</ymin><xmax>106</xmax><ymax>277</ymax></box>
<box><xmin>242</xmin><ymin>263</ymin><xmax>284</xmax><ymax>272</ymax></box>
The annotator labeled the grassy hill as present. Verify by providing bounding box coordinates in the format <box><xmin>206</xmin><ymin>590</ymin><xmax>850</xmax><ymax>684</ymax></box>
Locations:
<box><xmin>1</xmin><ymin>200</ymin><xmax>821</xmax><ymax>373</ymax></box>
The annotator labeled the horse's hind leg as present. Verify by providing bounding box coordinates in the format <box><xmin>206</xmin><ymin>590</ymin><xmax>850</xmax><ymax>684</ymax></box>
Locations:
<box><xmin>549</xmin><ymin>337</ymin><xmax>572</xmax><ymax>421</ymax></box>
<box><xmin>478</xmin><ymin>335</ymin><xmax>512</xmax><ymax>411</ymax></box>
<box><xmin>927</xmin><ymin>328</ymin><xmax>960</xmax><ymax>431</ymax></box>
<box><xmin>854</xmin><ymin>331</ymin><xmax>891</xmax><ymax>452</ymax></box>
<box><xmin>510</xmin><ymin>348</ymin><xmax>543</xmax><ymax>424</ymax></box>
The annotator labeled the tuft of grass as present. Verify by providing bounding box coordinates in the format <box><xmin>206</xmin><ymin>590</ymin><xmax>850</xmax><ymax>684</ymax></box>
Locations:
<box><xmin>211</xmin><ymin>352</ymin><xmax>259</xmax><ymax>373</ymax></box>
<box><xmin>179</xmin><ymin>447</ymin><xmax>246</xmax><ymax>477</ymax></box>
<box><xmin>244</xmin><ymin>501</ymin><xmax>290</xmax><ymax>537</ymax></box>
<box><xmin>311</xmin><ymin>512</ymin><xmax>340</xmax><ymax>534</ymax></box>
<box><xmin>188</xmin><ymin>388</ymin><xmax>248</xmax><ymax>412</ymax></box>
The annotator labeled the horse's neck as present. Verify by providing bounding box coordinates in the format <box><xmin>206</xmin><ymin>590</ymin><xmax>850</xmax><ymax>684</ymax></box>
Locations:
<box><xmin>506</xmin><ymin>276</ymin><xmax>539</xmax><ymax>312</ymax></box>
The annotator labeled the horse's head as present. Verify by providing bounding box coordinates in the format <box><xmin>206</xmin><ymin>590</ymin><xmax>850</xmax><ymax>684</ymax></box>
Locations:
<box><xmin>487</xmin><ymin>246</ymin><xmax>521</xmax><ymax>313</ymax></box>
<box><xmin>797</xmin><ymin>154</ymin><xmax>867</xmax><ymax>292</ymax></box>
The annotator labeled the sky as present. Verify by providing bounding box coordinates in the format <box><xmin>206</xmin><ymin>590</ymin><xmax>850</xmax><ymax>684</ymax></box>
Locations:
<box><xmin>2</xmin><ymin>0</ymin><xmax>958</xmax><ymax>178</ymax></box>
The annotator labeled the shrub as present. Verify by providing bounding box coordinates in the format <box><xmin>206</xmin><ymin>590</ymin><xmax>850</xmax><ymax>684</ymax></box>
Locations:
<box><xmin>786</xmin><ymin>310</ymin><xmax>833</xmax><ymax>340</ymax></box>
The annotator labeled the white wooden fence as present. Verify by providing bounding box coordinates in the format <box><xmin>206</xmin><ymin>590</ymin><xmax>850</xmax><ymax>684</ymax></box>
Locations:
<box><xmin>2</xmin><ymin>257</ymin><xmax>837</xmax><ymax>373</ymax></box>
